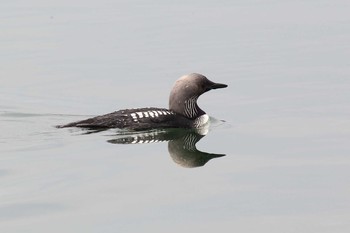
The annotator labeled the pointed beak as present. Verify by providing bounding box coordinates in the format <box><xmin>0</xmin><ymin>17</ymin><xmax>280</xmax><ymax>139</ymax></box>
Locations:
<box><xmin>211</xmin><ymin>82</ymin><xmax>228</xmax><ymax>90</ymax></box>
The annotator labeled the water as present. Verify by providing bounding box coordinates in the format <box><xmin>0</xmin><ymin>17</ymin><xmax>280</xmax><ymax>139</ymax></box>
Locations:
<box><xmin>1</xmin><ymin>0</ymin><xmax>350</xmax><ymax>232</ymax></box>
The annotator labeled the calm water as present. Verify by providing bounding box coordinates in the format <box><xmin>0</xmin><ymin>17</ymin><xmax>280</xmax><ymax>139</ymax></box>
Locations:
<box><xmin>1</xmin><ymin>0</ymin><xmax>350</xmax><ymax>232</ymax></box>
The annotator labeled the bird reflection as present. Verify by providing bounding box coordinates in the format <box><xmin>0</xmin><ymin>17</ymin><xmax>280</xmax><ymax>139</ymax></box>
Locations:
<box><xmin>107</xmin><ymin>128</ymin><xmax>225</xmax><ymax>168</ymax></box>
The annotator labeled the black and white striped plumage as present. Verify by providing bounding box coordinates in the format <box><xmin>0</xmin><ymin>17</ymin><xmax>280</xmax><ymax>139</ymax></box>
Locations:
<box><xmin>108</xmin><ymin>128</ymin><xmax>225</xmax><ymax>168</ymax></box>
<box><xmin>57</xmin><ymin>73</ymin><xmax>227</xmax><ymax>130</ymax></box>
<box><xmin>59</xmin><ymin>108</ymin><xmax>191</xmax><ymax>130</ymax></box>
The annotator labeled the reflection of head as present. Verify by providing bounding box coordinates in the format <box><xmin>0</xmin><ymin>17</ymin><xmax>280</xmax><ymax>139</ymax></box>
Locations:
<box><xmin>168</xmin><ymin>132</ymin><xmax>225</xmax><ymax>168</ymax></box>
<box><xmin>107</xmin><ymin>128</ymin><xmax>225</xmax><ymax>168</ymax></box>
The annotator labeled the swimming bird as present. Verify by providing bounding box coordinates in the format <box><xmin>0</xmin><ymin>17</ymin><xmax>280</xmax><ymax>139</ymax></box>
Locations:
<box><xmin>57</xmin><ymin>73</ymin><xmax>227</xmax><ymax>130</ymax></box>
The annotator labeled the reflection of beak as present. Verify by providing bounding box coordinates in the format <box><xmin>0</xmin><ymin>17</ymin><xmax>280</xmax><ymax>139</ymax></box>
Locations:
<box><xmin>168</xmin><ymin>131</ymin><xmax>226</xmax><ymax>168</ymax></box>
<box><xmin>168</xmin><ymin>141</ymin><xmax>226</xmax><ymax>168</ymax></box>
<box><xmin>107</xmin><ymin>128</ymin><xmax>226</xmax><ymax>168</ymax></box>
<box><xmin>211</xmin><ymin>82</ymin><xmax>228</xmax><ymax>90</ymax></box>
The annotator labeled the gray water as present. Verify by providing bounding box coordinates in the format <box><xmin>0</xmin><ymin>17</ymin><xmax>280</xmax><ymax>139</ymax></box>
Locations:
<box><xmin>1</xmin><ymin>1</ymin><xmax>350</xmax><ymax>232</ymax></box>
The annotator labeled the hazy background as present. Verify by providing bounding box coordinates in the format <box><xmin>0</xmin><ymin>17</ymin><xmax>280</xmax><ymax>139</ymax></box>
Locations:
<box><xmin>1</xmin><ymin>0</ymin><xmax>350</xmax><ymax>232</ymax></box>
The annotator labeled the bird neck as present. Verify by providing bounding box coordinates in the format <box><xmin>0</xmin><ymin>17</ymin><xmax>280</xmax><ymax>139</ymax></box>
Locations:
<box><xmin>183</xmin><ymin>96</ymin><xmax>205</xmax><ymax>119</ymax></box>
<box><xmin>170</xmin><ymin>95</ymin><xmax>205</xmax><ymax>119</ymax></box>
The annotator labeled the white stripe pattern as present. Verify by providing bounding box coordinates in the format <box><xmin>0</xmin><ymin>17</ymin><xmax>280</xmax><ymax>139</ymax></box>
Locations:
<box><xmin>152</xmin><ymin>111</ymin><xmax>159</xmax><ymax>117</ymax></box>
<box><xmin>136</xmin><ymin>112</ymin><xmax>143</xmax><ymax>118</ymax></box>
<box><xmin>126</xmin><ymin>131</ymin><xmax>168</xmax><ymax>144</ymax></box>
<box><xmin>184</xmin><ymin>96</ymin><xmax>198</xmax><ymax>118</ymax></box>
<box><xmin>130</xmin><ymin>113</ymin><xmax>138</xmax><ymax>122</ymax></box>
<box><xmin>128</xmin><ymin>110</ymin><xmax>174</xmax><ymax>121</ymax></box>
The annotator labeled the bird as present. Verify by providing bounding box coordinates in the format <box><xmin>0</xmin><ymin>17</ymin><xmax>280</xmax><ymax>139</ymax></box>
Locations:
<box><xmin>57</xmin><ymin>73</ymin><xmax>227</xmax><ymax>131</ymax></box>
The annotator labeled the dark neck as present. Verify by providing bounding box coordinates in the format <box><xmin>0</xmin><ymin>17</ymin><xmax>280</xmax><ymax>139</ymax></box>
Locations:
<box><xmin>169</xmin><ymin>92</ymin><xmax>206</xmax><ymax>120</ymax></box>
<box><xmin>182</xmin><ymin>96</ymin><xmax>205</xmax><ymax>119</ymax></box>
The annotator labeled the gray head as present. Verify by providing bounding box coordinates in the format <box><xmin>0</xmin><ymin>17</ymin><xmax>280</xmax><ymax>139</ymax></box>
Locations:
<box><xmin>169</xmin><ymin>73</ymin><xmax>227</xmax><ymax>119</ymax></box>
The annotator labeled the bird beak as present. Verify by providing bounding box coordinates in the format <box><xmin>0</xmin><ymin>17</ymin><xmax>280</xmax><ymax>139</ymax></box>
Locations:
<box><xmin>211</xmin><ymin>82</ymin><xmax>228</xmax><ymax>89</ymax></box>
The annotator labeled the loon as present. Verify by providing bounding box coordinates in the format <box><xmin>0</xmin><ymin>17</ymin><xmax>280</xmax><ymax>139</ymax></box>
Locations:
<box><xmin>57</xmin><ymin>73</ymin><xmax>227</xmax><ymax>130</ymax></box>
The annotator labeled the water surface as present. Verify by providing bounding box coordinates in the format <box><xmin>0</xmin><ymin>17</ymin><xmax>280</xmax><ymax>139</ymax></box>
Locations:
<box><xmin>1</xmin><ymin>0</ymin><xmax>350</xmax><ymax>232</ymax></box>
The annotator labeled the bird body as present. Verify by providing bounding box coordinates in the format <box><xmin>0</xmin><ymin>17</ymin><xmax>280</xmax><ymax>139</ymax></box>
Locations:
<box><xmin>57</xmin><ymin>73</ymin><xmax>227</xmax><ymax>130</ymax></box>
